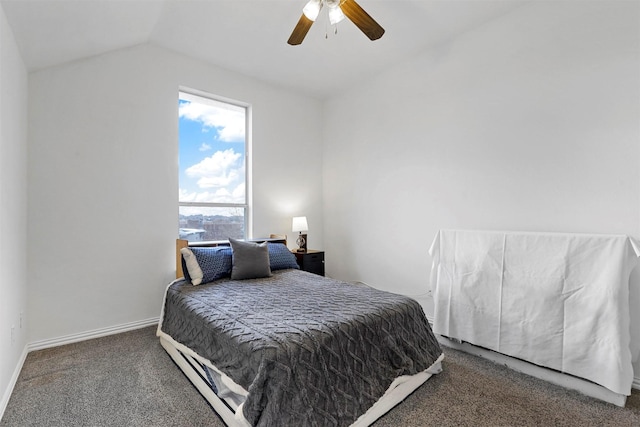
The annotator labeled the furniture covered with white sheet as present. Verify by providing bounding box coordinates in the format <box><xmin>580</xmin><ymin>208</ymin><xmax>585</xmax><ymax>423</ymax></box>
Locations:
<box><xmin>429</xmin><ymin>229</ymin><xmax>640</xmax><ymax>397</ymax></box>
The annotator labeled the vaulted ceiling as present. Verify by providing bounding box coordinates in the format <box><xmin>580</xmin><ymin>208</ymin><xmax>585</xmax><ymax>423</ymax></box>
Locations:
<box><xmin>1</xmin><ymin>0</ymin><xmax>528</xmax><ymax>99</ymax></box>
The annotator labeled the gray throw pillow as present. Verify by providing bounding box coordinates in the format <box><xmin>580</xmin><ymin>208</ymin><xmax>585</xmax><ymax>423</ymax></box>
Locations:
<box><xmin>229</xmin><ymin>238</ymin><xmax>272</xmax><ymax>280</ymax></box>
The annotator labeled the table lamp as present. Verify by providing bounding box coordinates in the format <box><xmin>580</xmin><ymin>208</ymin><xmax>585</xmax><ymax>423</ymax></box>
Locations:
<box><xmin>292</xmin><ymin>216</ymin><xmax>308</xmax><ymax>252</ymax></box>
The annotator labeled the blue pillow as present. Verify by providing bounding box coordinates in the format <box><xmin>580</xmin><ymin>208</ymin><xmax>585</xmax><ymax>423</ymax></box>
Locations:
<box><xmin>180</xmin><ymin>246</ymin><xmax>232</xmax><ymax>285</ymax></box>
<box><xmin>267</xmin><ymin>243</ymin><xmax>300</xmax><ymax>271</ymax></box>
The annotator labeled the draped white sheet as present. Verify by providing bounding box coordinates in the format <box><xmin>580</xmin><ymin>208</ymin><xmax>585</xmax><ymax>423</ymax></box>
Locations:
<box><xmin>429</xmin><ymin>230</ymin><xmax>640</xmax><ymax>396</ymax></box>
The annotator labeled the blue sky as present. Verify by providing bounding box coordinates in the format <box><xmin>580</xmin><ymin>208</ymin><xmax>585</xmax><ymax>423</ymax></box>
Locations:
<box><xmin>178</xmin><ymin>93</ymin><xmax>246</xmax><ymax>208</ymax></box>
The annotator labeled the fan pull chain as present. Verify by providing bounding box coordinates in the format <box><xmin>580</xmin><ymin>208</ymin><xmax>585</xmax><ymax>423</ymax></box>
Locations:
<box><xmin>325</xmin><ymin>24</ymin><xmax>339</xmax><ymax>39</ymax></box>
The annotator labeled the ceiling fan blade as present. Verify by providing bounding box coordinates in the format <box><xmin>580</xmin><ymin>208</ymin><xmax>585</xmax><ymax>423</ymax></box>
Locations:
<box><xmin>340</xmin><ymin>0</ymin><xmax>385</xmax><ymax>41</ymax></box>
<box><xmin>288</xmin><ymin>14</ymin><xmax>314</xmax><ymax>45</ymax></box>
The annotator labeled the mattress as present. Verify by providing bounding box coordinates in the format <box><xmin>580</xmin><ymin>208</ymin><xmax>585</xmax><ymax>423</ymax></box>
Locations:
<box><xmin>158</xmin><ymin>269</ymin><xmax>442</xmax><ymax>426</ymax></box>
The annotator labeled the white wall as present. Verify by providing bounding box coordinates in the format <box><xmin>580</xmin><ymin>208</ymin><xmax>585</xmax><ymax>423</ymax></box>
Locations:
<box><xmin>0</xmin><ymin>3</ymin><xmax>28</xmax><ymax>413</ymax></box>
<box><xmin>27</xmin><ymin>44</ymin><xmax>323</xmax><ymax>342</ymax></box>
<box><xmin>323</xmin><ymin>0</ymin><xmax>640</xmax><ymax>370</ymax></box>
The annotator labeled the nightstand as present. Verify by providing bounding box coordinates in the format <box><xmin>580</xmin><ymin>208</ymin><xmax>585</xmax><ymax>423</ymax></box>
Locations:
<box><xmin>293</xmin><ymin>250</ymin><xmax>325</xmax><ymax>276</ymax></box>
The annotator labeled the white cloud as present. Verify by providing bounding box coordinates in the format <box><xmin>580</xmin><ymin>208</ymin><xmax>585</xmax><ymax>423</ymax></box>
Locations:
<box><xmin>179</xmin><ymin>186</ymin><xmax>245</xmax><ymax>204</ymax></box>
<box><xmin>181</xmin><ymin>148</ymin><xmax>245</xmax><ymax>204</ymax></box>
<box><xmin>232</xmin><ymin>183</ymin><xmax>245</xmax><ymax>200</ymax></box>
<box><xmin>186</xmin><ymin>149</ymin><xmax>242</xmax><ymax>188</ymax></box>
<box><xmin>218</xmin><ymin>121</ymin><xmax>244</xmax><ymax>143</ymax></box>
<box><xmin>199</xmin><ymin>142</ymin><xmax>212</xmax><ymax>151</ymax></box>
<box><xmin>179</xmin><ymin>101</ymin><xmax>245</xmax><ymax>143</ymax></box>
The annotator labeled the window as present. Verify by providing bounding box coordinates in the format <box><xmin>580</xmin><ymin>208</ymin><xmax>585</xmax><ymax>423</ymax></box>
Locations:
<box><xmin>178</xmin><ymin>90</ymin><xmax>249</xmax><ymax>242</ymax></box>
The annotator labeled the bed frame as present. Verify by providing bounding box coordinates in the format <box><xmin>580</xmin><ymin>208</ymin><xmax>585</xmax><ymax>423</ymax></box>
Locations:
<box><xmin>165</xmin><ymin>236</ymin><xmax>444</xmax><ymax>426</ymax></box>
<box><xmin>159</xmin><ymin>333</ymin><xmax>443</xmax><ymax>427</ymax></box>
<box><xmin>160</xmin><ymin>335</ymin><xmax>247</xmax><ymax>426</ymax></box>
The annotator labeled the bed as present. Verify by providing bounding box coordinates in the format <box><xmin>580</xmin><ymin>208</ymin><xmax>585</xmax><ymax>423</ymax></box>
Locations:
<box><xmin>157</xmin><ymin>238</ymin><xmax>443</xmax><ymax>426</ymax></box>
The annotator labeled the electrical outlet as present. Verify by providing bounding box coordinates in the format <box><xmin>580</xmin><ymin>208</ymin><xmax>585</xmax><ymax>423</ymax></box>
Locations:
<box><xmin>11</xmin><ymin>325</ymin><xmax>15</xmax><ymax>345</ymax></box>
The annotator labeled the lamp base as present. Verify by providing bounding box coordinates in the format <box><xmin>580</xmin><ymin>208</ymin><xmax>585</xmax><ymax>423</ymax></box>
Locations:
<box><xmin>296</xmin><ymin>233</ymin><xmax>307</xmax><ymax>252</ymax></box>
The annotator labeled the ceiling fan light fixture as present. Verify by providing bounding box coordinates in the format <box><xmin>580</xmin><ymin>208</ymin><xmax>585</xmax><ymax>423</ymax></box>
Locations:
<box><xmin>328</xmin><ymin>5</ymin><xmax>346</xmax><ymax>25</ymax></box>
<box><xmin>302</xmin><ymin>0</ymin><xmax>323</xmax><ymax>21</ymax></box>
<box><xmin>288</xmin><ymin>0</ymin><xmax>384</xmax><ymax>45</ymax></box>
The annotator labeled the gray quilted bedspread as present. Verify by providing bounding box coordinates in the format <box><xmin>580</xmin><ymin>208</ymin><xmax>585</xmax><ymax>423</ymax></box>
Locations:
<box><xmin>160</xmin><ymin>269</ymin><xmax>442</xmax><ymax>426</ymax></box>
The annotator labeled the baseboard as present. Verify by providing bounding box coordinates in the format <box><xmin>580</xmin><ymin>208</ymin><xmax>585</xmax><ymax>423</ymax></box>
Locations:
<box><xmin>0</xmin><ymin>345</ymin><xmax>28</xmax><ymax>422</ymax></box>
<box><xmin>28</xmin><ymin>317</ymin><xmax>159</xmax><ymax>352</ymax></box>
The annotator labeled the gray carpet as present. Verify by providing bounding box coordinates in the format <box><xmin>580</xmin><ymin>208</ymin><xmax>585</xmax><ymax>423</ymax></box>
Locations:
<box><xmin>2</xmin><ymin>325</ymin><xmax>639</xmax><ymax>426</ymax></box>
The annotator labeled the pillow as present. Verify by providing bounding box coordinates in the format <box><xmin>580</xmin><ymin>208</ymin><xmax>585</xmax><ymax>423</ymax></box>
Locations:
<box><xmin>180</xmin><ymin>246</ymin><xmax>232</xmax><ymax>285</ymax></box>
<box><xmin>267</xmin><ymin>243</ymin><xmax>300</xmax><ymax>271</ymax></box>
<box><xmin>229</xmin><ymin>238</ymin><xmax>272</xmax><ymax>280</ymax></box>
<box><xmin>181</xmin><ymin>253</ymin><xmax>193</xmax><ymax>283</ymax></box>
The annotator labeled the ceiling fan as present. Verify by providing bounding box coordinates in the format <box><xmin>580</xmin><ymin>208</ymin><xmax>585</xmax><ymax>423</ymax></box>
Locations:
<box><xmin>287</xmin><ymin>0</ymin><xmax>385</xmax><ymax>45</ymax></box>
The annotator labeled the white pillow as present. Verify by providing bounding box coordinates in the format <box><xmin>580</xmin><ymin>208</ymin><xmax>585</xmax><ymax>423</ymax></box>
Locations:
<box><xmin>180</xmin><ymin>247</ymin><xmax>204</xmax><ymax>285</ymax></box>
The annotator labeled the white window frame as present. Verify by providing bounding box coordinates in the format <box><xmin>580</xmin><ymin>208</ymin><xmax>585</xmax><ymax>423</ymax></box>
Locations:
<box><xmin>178</xmin><ymin>87</ymin><xmax>252</xmax><ymax>240</ymax></box>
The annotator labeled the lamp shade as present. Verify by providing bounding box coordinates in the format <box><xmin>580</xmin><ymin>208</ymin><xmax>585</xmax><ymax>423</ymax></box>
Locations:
<box><xmin>292</xmin><ymin>216</ymin><xmax>308</xmax><ymax>233</ymax></box>
<box><xmin>302</xmin><ymin>0</ymin><xmax>322</xmax><ymax>21</ymax></box>
<box><xmin>328</xmin><ymin>4</ymin><xmax>345</xmax><ymax>25</ymax></box>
